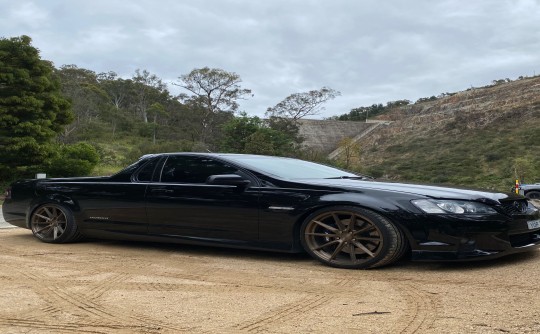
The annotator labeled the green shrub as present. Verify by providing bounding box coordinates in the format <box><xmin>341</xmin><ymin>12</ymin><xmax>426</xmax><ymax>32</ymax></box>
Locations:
<box><xmin>47</xmin><ymin>143</ymin><xmax>100</xmax><ymax>177</ymax></box>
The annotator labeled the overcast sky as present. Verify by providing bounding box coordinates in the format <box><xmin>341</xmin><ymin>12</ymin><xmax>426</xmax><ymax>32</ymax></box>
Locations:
<box><xmin>2</xmin><ymin>0</ymin><xmax>540</xmax><ymax>118</ymax></box>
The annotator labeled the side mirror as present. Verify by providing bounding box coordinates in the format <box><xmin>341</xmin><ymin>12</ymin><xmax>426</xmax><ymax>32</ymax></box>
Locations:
<box><xmin>206</xmin><ymin>174</ymin><xmax>250</xmax><ymax>187</ymax></box>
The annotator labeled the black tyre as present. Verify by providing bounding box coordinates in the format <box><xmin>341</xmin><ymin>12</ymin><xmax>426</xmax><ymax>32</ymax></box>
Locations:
<box><xmin>30</xmin><ymin>203</ymin><xmax>81</xmax><ymax>243</ymax></box>
<box><xmin>300</xmin><ymin>206</ymin><xmax>407</xmax><ymax>269</ymax></box>
<box><xmin>525</xmin><ymin>191</ymin><xmax>540</xmax><ymax>200</ymax></box>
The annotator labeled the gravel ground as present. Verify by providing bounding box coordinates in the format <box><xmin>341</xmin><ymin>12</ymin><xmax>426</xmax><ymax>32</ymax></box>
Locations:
<box><xmin>0</xmin><ymin>227</ymin><xmax>539</xmax><ymax>334</ymax></box>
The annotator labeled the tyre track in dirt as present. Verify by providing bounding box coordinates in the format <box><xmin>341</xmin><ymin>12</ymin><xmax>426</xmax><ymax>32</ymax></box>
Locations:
<box><xmin>7</xmin><ymin>270</ymin><xmax>192</xmax><ymax>333</ymax></box>
<box><xmin>391</xmin><ymin>282</ymin><xmax>437</xmax><ymax>334</ymax></box>
<box><xmin>232</xmin><ymin>294</ymin><xmax>330</xmax><ymax>333</ymax></box>
<box><xmin>227</xmin><ymin>277</ymin><xmax>390</xmax><ymax>333</ymax></box>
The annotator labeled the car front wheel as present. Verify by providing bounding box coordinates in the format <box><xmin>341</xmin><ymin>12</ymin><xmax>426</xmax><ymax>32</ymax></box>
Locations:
<box><xmin>300</xmin><ymin>206</ymin><xmax>407</xmax><ymax>269</ymax></box>
<box><xmin>30</xmin><ymin>203</ymin><xmax>81</xmax><ymax>243</ymax></box>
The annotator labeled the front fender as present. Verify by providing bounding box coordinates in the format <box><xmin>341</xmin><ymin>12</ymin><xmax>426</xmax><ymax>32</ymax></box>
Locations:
<box><xmin>291</xmin><ymin>192</ymin><xmax>418</xmax><ymax>251</ymax></box>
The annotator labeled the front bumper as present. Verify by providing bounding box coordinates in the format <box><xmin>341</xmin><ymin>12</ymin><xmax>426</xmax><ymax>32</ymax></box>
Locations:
<box><xmin>412</xmin><ymin>233</ymin><xmax>540</xmax><ymax>261</ymax></box>
<box><xmin>408</xmin><ymin>203</ymin><xmax>540</xmax><ymax>261</ymax></box>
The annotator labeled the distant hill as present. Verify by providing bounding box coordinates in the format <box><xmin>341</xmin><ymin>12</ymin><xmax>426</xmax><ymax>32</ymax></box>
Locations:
<box><xmin>350</xmin><ymin>76</ymin><xmax>540</xmax><ymax>190</ymax></box>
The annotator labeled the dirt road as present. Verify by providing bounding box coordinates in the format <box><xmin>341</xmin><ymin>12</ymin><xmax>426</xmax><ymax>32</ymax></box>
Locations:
<box><xmin>0</xmin><ymin>228</ymin><xmax>539</xmax><ymax>334</ymax></box>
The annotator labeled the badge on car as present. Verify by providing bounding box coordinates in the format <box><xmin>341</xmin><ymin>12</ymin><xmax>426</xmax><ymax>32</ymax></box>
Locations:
<box><xmin>528</xmin><ymin>219</ymin><xmax>540</xmax><ymax>230</ymax></box>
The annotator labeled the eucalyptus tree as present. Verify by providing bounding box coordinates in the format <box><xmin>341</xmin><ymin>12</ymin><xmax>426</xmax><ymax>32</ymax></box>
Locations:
<box><xmin>97</xmin><ymin>71</ymin><xmax>133</xmax><ymax>137</ymax></box>
<box><xmin>131</xmin><ymin>69</ymin><xmax>168</xmax><ymax>123</ymax></box>
<box><xmin>265</xmin><ymin>87</ymin><xmax>340</xmax><ymax>121</ymax></box>
<box><xmin>176</xmin><ymin>67</ymin><xmax>251</xmax><ymax>143</ymax></box>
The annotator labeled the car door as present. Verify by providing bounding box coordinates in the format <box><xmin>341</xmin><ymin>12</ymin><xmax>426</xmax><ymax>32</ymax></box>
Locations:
<box><xmin>146</xmin><ymin>155</ymin><xmax>259</xmax><ymax>242</ymax></box>
<box><xmin>77</xmin><ymin>157</ymin><xmax>161</xmax><ymax>235</ymax></box>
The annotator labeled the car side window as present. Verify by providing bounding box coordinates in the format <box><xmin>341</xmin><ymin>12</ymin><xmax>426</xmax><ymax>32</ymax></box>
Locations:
<box><xmin>135</xmin><ymin>158</ymin><xmax>160</xmax><ymax>182</ymax></box>
<box><xmin>160</xmin><ymin>156</ymin><xmax>240</xmax><ymax>184</ymax></box>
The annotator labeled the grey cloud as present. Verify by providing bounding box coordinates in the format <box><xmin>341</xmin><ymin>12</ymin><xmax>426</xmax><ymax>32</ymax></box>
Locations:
<box><xmin>1</xmin><ymin>0</ymin><xmax>539</xmax><ymax>117</ymax></box>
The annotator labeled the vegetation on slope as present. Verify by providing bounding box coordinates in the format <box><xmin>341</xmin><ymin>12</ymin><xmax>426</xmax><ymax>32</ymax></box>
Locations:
<box><xmin>350</xmin><ymin>77</ymin><xmax>540</xmax><ymax>191</ymax></box>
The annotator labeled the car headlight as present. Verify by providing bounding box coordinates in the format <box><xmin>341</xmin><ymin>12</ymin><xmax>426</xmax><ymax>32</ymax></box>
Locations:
<box><xmin>411</xmin><ymin>199</ymin><xmax>497</xmax><ymax>214</ymax></box>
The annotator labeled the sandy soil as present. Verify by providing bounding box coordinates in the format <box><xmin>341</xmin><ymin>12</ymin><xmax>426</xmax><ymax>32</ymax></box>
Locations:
<box><xmin>0</xmin><ymin>228</ymin><xmax>539</xmax><ymax>334</ymax></box>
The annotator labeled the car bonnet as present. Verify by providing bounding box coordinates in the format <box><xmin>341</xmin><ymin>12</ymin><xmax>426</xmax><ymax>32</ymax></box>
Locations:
<box><xmin>292</xmin><ymin>178</ymin><xmax>509</xmax><ymax>202</ymax></box>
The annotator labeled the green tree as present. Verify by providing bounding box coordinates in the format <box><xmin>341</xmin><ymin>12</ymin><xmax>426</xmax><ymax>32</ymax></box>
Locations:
<box><xmin>0</xmin><ymin>35</ymin><xmax>73</xmax><ymax>180</ymax></box>
<box><xmin>336</xmin><ymin>137</ymin><xmax>361</xmax><ymax>169</ymax></box>
<box><xmin>147</xmin><ymin>102</ymin><xmax>167</xmax><ymax>144</ymax></box>
<box><xmin>131</xmin><ymin>69</ymin><xmax>168</xmax><ymax>123</ymax></box>
<box><xmin>266</xmin><ymin>87</ymin><xmax>340</xmax><ymax>121</ymax></box>
<box><xmin>266</xmin><ymin>116</ymin><xmax>302</xmax><ymax>144</ymax></box>
<box><xmin>221</xmin><ymin>113</ymin><xmax>264</xmax><ymax>152</ymax></box>
<box><xmin>97</xmin><ymin>71</ymin><xmax>133</xmax><ymax>138</ymax></box>
<box><xmin>176</xmin><ymin>67</ymin><xmax>252</xmax><ymax>143</ymax></box>
<box><xmin>244</xmin><ymin>128</ymin><xmax>293</xmax><ymax>156</ymax></box>
<box><xmin>56</xmin><ymin>65</ymin><xmax>108</xmax><ymax>142</ymax></box>
<box><xmin>221</xmin><ymin>113</ymin><xmax>294</xmax><ymax>155</ymax></box>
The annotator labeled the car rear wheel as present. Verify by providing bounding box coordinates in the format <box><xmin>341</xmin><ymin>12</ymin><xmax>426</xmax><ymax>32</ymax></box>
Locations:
<box><xmin>300</xmin><ymin>206</ymin><xmax>407</xmax><ymax>269</ymax></box>
<box><xmin>30</xmin><ymin>204</ymin><xmax>81</xmax><ymax>243</ymax></box>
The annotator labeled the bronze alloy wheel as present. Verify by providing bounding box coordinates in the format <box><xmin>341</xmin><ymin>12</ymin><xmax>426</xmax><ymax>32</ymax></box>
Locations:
<box><xmin>301</xmin><ymin>207</ymin><xmax>406</xmax><ymax>269</ymax></box>
<box><xmin>30</xmin><ymin>204</ymin><xmax>80</xmax><ymax>243</ymax></box>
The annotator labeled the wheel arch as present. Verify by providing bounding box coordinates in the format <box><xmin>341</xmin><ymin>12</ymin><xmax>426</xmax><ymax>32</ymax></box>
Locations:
<box><xmin>26</xmin><ymin>195</ymin><xmax>81</xmax><ymax>229</ymax></box>
<box><xmin>524</xmin><ymin>189</ymin><xmax>540</xmax><ymax>199</ymax></box>
<box><xmin>291</xmin><ymin>200</ymin><xmax>413</xmax><ymax>253</ymax></box>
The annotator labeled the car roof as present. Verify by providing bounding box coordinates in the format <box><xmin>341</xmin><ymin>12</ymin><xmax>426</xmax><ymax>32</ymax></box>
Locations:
<box><xmin>141</xmin><ymin>152</ymin><xmax>292</xmax><ymax>160</ymax></box>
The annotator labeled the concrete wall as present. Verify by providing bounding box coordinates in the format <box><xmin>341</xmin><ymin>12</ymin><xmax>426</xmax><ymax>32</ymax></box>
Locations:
<box><xmin>296</xmin><ymin>119</ymin><xmax>375</xmax><ymax>154</ymax></box>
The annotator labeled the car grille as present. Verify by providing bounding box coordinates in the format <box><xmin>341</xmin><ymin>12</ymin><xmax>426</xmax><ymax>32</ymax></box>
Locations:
<box><xmin>500</xmin><ymin>199</ymin><xmax>529</xmax><ymax>215</ymax></box>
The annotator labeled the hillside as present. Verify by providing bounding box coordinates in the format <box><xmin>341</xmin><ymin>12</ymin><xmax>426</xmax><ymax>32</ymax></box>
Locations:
<box><xmin>352</xmin><ymin>76</ymin><xmax>540</xmax><ymax>190</ymax></box>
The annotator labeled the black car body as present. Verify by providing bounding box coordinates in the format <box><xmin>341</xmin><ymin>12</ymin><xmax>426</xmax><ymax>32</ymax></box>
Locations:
<box><xmin>3</xmin><ymin>153</ymin><xmax>540</xmax><ymax>269</ymax></box>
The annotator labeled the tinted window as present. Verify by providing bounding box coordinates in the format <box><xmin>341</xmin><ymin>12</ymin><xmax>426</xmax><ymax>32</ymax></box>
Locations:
<box><xmin>161</xmin><ymin>156</ymin><xmax>239</xmax><ymax>183</ymax></box>
<box><xmin>110</xmin><ymin>159</ymin><xmax>150</xmax><ymax>181</ymax></box>
<box><xmin>135</xmin><ymin>158</ymin><xmax>160</xmax><ymax>182</ymax></box>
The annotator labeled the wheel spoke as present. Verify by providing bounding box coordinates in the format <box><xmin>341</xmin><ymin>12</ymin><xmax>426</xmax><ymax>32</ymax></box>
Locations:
<box><xmin>349</xmin><ymin>244</ymin><xmax>357</xmax><ymax>261</ymax></box>
<box><xmin>34</xmin><ymin>224</ymin><xmax>53</xmax><ymax>234</ymax></box>
<box><xmin>353</xmin><ymin>224</ymin><xmax>376</xmax><ymax>235</ymax></box>
<box><xmin>352</xmin><ymin>240</ymin><xmax>375</xmax><ymax>257</ymax></box>
<box><xmin>53</xmin><ymin>226</ymin><xmax>59</xmax><ymax>239</ymax></box>
<box><xmin>305</xmin><ymin>232</ymin><xmax>338</xmax><ymax>237</ymax></box>
<box><xmin>43</xmin><ymin>207</ymin><xmax>53</xmax><ymax>218</ymax></box>
<box><xmin>329</xmin><ymin>241</ymin><xmax>347</xmax><ymax>260</ymax></box>
<box><xmin>51</xmin><ymin>208</ymin><xmax>62</xmax><ymax>221</ymax></box>
<box><xmin>331</xmin><ymin>213</ymin><xmax>346</xmax><ymax>230</ymax></box>
<box><xmin>313</xmin><ymin>239</ymin><xmax>340</xmax><ymax>251</ymax></box>
<box><xmin>35</xmin><ymin>214</ymin><xmax>52</xmax><ymax>221</ymax></box>
<box><xmin>312</xmin><ymin>220</ymin><xmax>338</xmax><ymax>233</ymax></box>
<box><xmin>56</xmin><ymin>224</ymin><xmax>65</xmax><ymax>234</ymax></box>
<box><xmin>348</xmin><ymin>214</ymin><xmax>357</xmax><ymax>232</ymax></box>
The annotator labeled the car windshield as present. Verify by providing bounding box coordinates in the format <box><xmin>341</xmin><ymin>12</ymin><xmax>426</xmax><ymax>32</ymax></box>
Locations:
<box><xmin>224</xmin><ymin>155</ymin><xmax>360</xmax><ymax>180</ymax></box>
